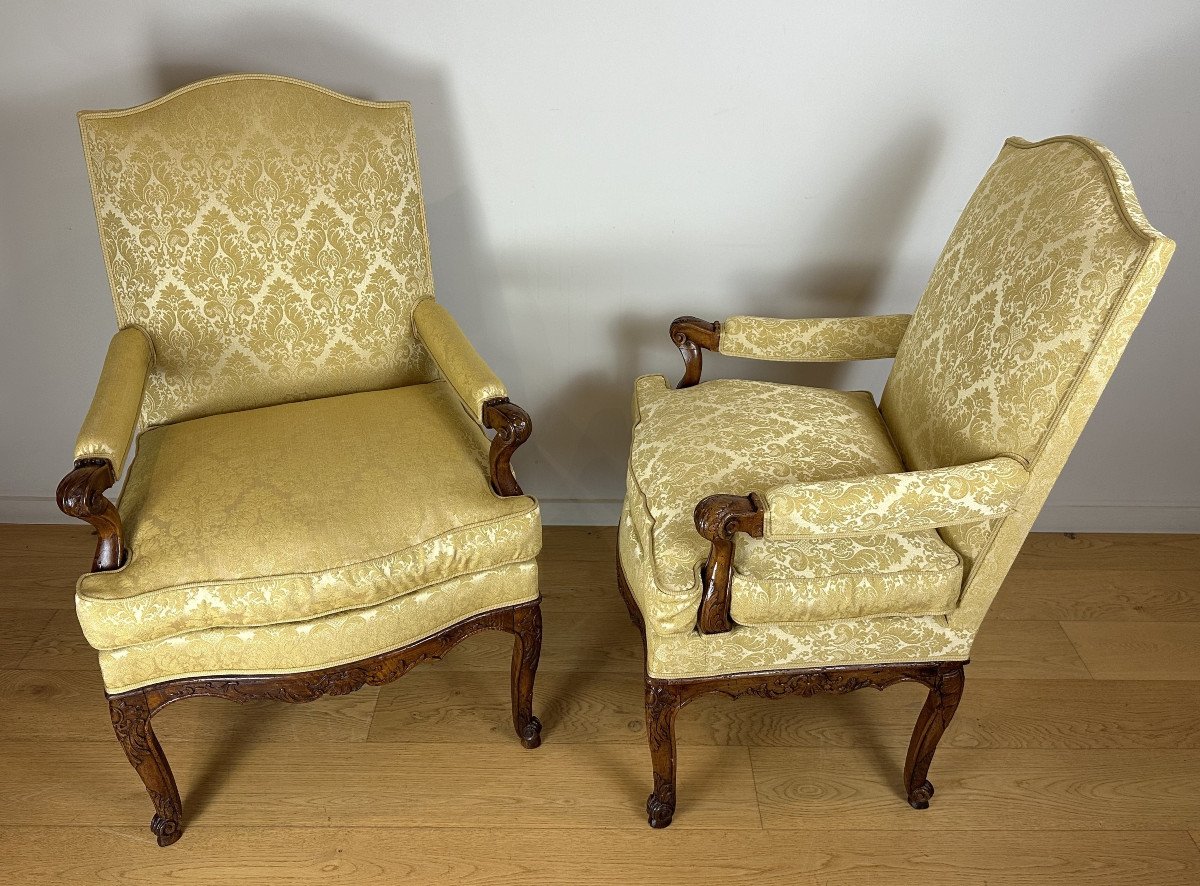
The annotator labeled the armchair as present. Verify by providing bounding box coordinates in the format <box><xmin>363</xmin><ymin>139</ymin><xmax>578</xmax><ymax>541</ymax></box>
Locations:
<box><xmin>619</xmin><ymin>136</ymin><xmax>1174</xmax><ymax>827</ymax></box>
<box><xmin>58</xmin><ymin>74</ymin><xmax>543</xmax><ymax>846</ymax></box>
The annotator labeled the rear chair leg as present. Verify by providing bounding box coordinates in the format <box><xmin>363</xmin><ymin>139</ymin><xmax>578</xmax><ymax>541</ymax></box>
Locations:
<box><xmin>645</xmin><ymin>678</ymin><xmax>680</xmax><ymax>827</ymax></box>
<box><xmin>904</xmin><ymin>664</ymin><xmax>966</xmax><ymax>808</ymax></box>
<box><xmin>511</xmin><ymin>601</ymin><xmax>543</xmax><ymax>749</ymax></box>
<box><xmin>108</xmin><ymin>690</ymin><xmax>183</xmax><ymax>846</ymax></box>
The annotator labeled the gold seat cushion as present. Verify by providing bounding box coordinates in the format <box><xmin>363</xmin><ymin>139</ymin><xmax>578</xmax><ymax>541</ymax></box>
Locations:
<box><xmin>76</xmin><ymin>380</ymin><xmax>540</xmax><ymax>651</ymax></box>
<box><xmin>625</xmin><ymin>375</ymin><xmax>963</xmax><ymax>634</ymax></box>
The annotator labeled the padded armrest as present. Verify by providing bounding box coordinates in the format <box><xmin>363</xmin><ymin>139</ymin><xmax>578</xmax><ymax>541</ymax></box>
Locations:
<box><xmin>73</xmin><ymin>326</ymin><xmax>154</xmax><ymax>477</ymax></box>
<box><xmin>718</xmin><ymin>314</ymin><xmax>912</xmax><ymax>362</ymax></box>
<box><xmin>413</xmin><ymin>298</ymin><xmax>507</xmax><ymax>422</ymax></box>
<box><xmin>761</xmin><ymin>456</ymin><xmax>1029</xmax><ymax>540</ymax></box>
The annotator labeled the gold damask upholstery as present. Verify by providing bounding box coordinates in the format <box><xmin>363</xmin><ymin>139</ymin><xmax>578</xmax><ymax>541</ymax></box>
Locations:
<box><xmin>64</xmin><ymin>75</ymin><xmax>541</xmax><ymax>697</ymax></box>
<box><xmin>74</xmin><ymin>327</ymin><xmax>154</xmax><ymax>473</ymax></box>
<box><xmin>79</xmin><ymin>75</ymin><xmax>438</xmax><ymax>428</ymax></box>
<box><xmin>620</xmin><ymin>136</ymin><xmax>1174</xmax><ymax>679</ymax></box>
<box><xmin>626</xmin><ymin>375</ymin><xmax>964</xmax><ymax>636</ymax></box>
<box><xmin>718</xmin><ymin>314</ymin><xmax>911</xmax><ymax>362</ymax></box>
<box><xmin>413</xmin><ymin>299</ymin><xmax>507</xmax><ymax>421</ymax></box>
<box><xmin>76</xmin><ymin>382</ymin><xmax>539</xmax><ymax>657</ymax></box>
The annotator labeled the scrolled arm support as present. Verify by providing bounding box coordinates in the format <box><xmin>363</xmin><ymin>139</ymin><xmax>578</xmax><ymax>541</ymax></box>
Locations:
<box><xmin>483</xmin><ymin>398</ymin><xmax>533</xmax><ymax>497</ymax></box>
<box><xmin>56</xmin><ymin>458</ymin><xmax>126</xmax><ymax>572</ymax></box>
<box><xmin>670</xmin><ymin>316</ymin><xmax>721</xmax><ymax>389</ymax></box>
<box><xmin>694</xmin><ymin>493</ymin><xmax>765</xmax><ymax>634</ymax></box>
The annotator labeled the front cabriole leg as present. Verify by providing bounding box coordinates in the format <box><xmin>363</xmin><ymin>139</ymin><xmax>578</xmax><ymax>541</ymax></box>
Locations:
<box><xmin>904</xmin><ymin>663</ymin><xmax>966</xmax><ymax>809</ymax></box>
<box><xmin>108</xmin><ymin>689</ymin><xmax>183</xmax><ymax>846</ymax></box>
<box><xmin>510</xmin><ymin>600</ymin><xmax>543</xmax><ymax>749</ymax></box>
<box><xmin>645</xmin><ymin>678</ymin><xmax>681</xmax><ymax>827</ymax></box>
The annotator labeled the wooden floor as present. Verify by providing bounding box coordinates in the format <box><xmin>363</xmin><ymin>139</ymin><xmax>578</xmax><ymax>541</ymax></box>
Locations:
<box><xmin>1</xmin><ymin>525</ymin><xmax>1199</xmax><ymax>884</ymax></box>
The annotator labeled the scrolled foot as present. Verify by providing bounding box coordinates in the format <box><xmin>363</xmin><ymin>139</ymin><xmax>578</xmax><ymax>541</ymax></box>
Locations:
<box><xmin>520</xmin><ymin>716</ymin><xmax>542</xmax><ymax>749</ymax></box>
<box><xmin>151</xmin><ymin>813</ymin><xmax>182</xmax><ymax>846</ymax></box>
<box><xmin>907</xmin><ymin>779</ymin><xmax>935</xmax><ymax>810</ymax></box>
<box><xmin>647</xmin><ymin>792</ymin><xmax>675</xmax><ymax>828</ymax></box>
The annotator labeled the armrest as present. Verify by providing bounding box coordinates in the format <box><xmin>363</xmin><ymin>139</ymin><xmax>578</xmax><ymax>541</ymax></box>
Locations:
<box><xmin>73</xmin><ymin>326</ymin><xmax>153</xmax><ymax>476</ymax></box>
<box><xmin>719</xmin><ymin>314</ymin><xmax>911</xmax><ymax>362</ymax></box>
<box><xmin>57</xmin><ymin>326</ymin><xmax>153</xmax><ymax>572</ymax></box>
<box><xmin>761</xmin><ymin>456</ymin><xmax>1029</xmax><ymax>540</ymax></box>
<box><xmin>413</xmin><ymin>298</ymin><xmax>507</xmax><ymax>423</ymax></box>
<box><xmin>669</xmin><ymin>313</ymin><xmax>911</xmax><ymax>388</ymax></box>
<box><xmin>690</xmin><ymin>456</ymin><xmax>1027</xmax><ymax>634</ymax></box>
<box><xmin>411</xmin><ymin>299</ymin><xmax>532</xmax><ymax>497</ymax></box>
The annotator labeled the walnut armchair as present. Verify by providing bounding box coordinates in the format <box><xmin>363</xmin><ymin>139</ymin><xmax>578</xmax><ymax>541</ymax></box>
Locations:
<box><xmin>58</xmin><ymin>75</ymin><xmax>543</xmax><ymax>846</ymax></box>
<box><xmin>618</xmin><ymin>137</ymin><xmax>1174</xmax><ymax>827</ymax></box>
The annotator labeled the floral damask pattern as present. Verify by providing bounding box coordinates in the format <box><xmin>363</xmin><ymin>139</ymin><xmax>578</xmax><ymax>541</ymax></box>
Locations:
<box><xmin>413</xmin><ymin>298</ymin><xmax>507</xmax><ymax>421</ymax></box>
<box><xmin>619</xmin><ymin>522</ymin><xmax>971</xmax><ymax>679</ymax></box>
<box><xmin>763</xmin><ymin>456</ymin><xmax>1028</xmax><ymax>539</ymax></box>
<box><xmin>719</xmin><ymin>314</ymin><xmax>911</xmax><ymax>362</ymax></box>
<box><xmin>880</xmin><ymin>136</ymin><xmax>1174</xmax><ymax>628</ymax></box>
<box><xmin>76</xmin><ymin>381</ymin><xmax>541</xmax><ymax>652</ymax></box>
<box><xmin>80</xmin><ymin>74</ymin><xmax>438</xmax><ymax>427</ymax></box>
<box><xmin>619</xmin><ymin>136</ymin><xmax>1173</xmax><ymax>678</ymax></box>
<box><xmin>99</xmin><ymin>561</ymin><xmax>540</xmax><ymax>693</ymax></box>
<box><xmin>626</xmin><ymin>375</ymin><xmax>966</xmax><ymax>634</ymax></box>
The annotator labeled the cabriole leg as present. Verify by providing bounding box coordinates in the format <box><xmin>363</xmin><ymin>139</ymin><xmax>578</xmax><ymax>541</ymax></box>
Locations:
<box><xmin>645</xmin><ymin>678</ymin><xmax>680</xmax><ymax>828</ymax></box>
<box><xmin>511</xmin><ymin>601</ymin><xmax>543</xmax><ymax>749</ymax></box>
<box><xmin>108</xmin><ymin>690</ymin><xmax>183</xmax><ymax>846</ymax></box>
<box><xmin>904</xmin><ymin>664</ymin><xmax>966</xmax><ymax>809</ymax></box>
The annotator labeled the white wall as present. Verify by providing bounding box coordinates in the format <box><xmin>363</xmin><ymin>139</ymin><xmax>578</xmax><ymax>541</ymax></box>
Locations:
<box><xmin>2</xmin><ymin>1</ymin><xmax>1198</xmax><ymax>528</ymax></box>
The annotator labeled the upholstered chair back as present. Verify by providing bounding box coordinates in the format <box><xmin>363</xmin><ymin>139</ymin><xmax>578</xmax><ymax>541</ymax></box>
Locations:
<box><xmin>881</xmin><ymin>136</ymin><xmax>1174</xmax><ymax>629</ymax></box>
<box><xmin>79</xmin><ymin>74</ymin><xmax>438</xmax><ymax>427</ymax></box>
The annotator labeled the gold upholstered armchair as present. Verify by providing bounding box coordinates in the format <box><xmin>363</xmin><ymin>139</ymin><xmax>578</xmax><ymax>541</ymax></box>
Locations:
<box><xmin>617</xmin><ymin>136</ymin><xmax>1174</xmax><ymax>827</ymax></box>
<box><xmin>57</xmin><ymin>75</ymin><xmax>543</xmax><ymax>846</ymax></box>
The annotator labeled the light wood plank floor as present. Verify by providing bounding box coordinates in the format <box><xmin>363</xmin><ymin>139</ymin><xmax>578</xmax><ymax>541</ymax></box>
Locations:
<box><xmin>1</xmin><ymin>525</ymin><xmax>1198</xmax><ymax>885</ymax></box>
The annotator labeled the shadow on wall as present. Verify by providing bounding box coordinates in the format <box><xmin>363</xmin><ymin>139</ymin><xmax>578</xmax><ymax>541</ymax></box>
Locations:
<box><xmin>525</xmin><ymin>123</ymin><xmax>944</xmax><ymax>507</ymax></box>
<box><xmin>1047</xmin><ymin>25</ymin><xmax>1200</xmax><ymax>517</ymax></box>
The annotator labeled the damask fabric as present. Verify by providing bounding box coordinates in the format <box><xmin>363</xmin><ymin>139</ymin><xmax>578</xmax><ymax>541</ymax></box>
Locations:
<box><xmin>76</xmin><ymin>381</ymin><xmax>541</xmax><ymax>652</ymax></box>
<box><xmin>762</xmin><ymin>456</ymin><xmax>1029</xmax><ymax>539</ymax></box>
<box><xmin>73</xmin><ymin>326</ymin><xmax>154</xmax><ymax>475</ymax></box>
<box><xmin>413</xmin><ymin>298</ymin><xmax>506</xmax><ymax>422</ymax></box>
<box><xmin>98</xmin><ymin>561</ymin><xmax>539</xmax><ymax>693</ymax></box>
<box><xmin>719</xmin><ymin>314</ymin><xmax>911</xmax><ymax>362</ymax></box>
<box><xmin>625</xmin><ymin>375</ymin><xmax>965</xmax><ymax>634</ymax></box>
<box><xmin>79</xmin><ymin>74</ymin><xmax>439</xmax><ymax>428</ymax></box>
<box><xmin>880</xmin><ymin>136</ymin><xmax>1174</xmax><ymax>632</ymax></box>
<box><xmin>619</xmin><ymin>516</ymin><xmax>972</xmax><ymax>679</ymax></box>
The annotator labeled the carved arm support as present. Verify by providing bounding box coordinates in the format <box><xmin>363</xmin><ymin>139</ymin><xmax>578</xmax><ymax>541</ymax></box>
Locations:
<box><xmin>670</xmin><ymin>316</ymin><xmax>721</xmax><ymax>389</ymax></box>
<box><xmin>693</xmin><ymin>493</ymin><xmax>765</xmax><ymax>634</ymax></box>
<box><xmin>483</xmin><ymin>398</ymin><xmax>533</xmax><ymax>497</ymax></box>
<box><xmin>57</xmin><ymin>458</ymin><xmax>125</xmax><ymax>571</ymax></box>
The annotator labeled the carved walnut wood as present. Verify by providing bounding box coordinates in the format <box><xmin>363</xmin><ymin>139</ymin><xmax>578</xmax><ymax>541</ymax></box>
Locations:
<box><xmin>107</xmin><ymin>598</ymin><xmax>543</xmax><ymax>846</ymax></box>
<box><xmin>693</xmin><ymin>492</ymin><xmax>765</xmax><ymax>634</ymax></box>
<box><xmin>617</xmin><ymin>554</ymin><xmax>966</xmax><ymax>828</ymax></box>
<box><xmin>483</xmin><ymin>397</ymin><xmax>532</xmax><ymax>496</ymax></box>
<box><xmin>669</xmin><ymin>316</ymin><xmax>720</xmax><ymax>389</ymax></box>
<box><xmin>56</xmin><ymin>458</ymin><xmax>125</xmax><ymax>571</ymax></box>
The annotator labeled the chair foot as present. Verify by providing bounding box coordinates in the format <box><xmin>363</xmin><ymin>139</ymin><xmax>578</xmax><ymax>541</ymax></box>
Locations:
<box><xmin>511</xmin><ymin>601</ymin><xmax>543</xmax><ymax>749</ymax></box>
<box><xmin>109</xmin><ymin>690</ymin><xmax>184</xmax><ymax>847</ymax></box>
<box><xmin>520</xmin><ymin>716</ymin><xmax>543</xmax><ymax>749</ymax></box>
<box><xmin>906</xmin><ymin>779</ymin><xmax>935</xmax><ymax>810</ymax></box>
<box><xmin>647</xmin><ymin>791</ymin><xmax>675</xmax><ymax>828</ymax></box>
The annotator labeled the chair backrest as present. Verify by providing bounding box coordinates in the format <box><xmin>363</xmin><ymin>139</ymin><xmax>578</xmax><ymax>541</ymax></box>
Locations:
<box><xmin>79</xmin><ymin>74</ymin><xmax>438</xmax><ymax>427</ymax></box>
<box><xmin>881</xmin><ymin>136</ymin><xmax>1174</xmax><ymax>629</ymax></box>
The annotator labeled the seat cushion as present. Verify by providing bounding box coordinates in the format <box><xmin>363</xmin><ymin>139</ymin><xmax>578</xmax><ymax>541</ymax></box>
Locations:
<box><xmin>625</xmin><ymin>375</ymin><xmax>963</xmax><ymax>635</ymax></box>
<box><xmin>76</xmin><ymin>381</ymin><xmax>540</xmax><ymax>651</ymax></box>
